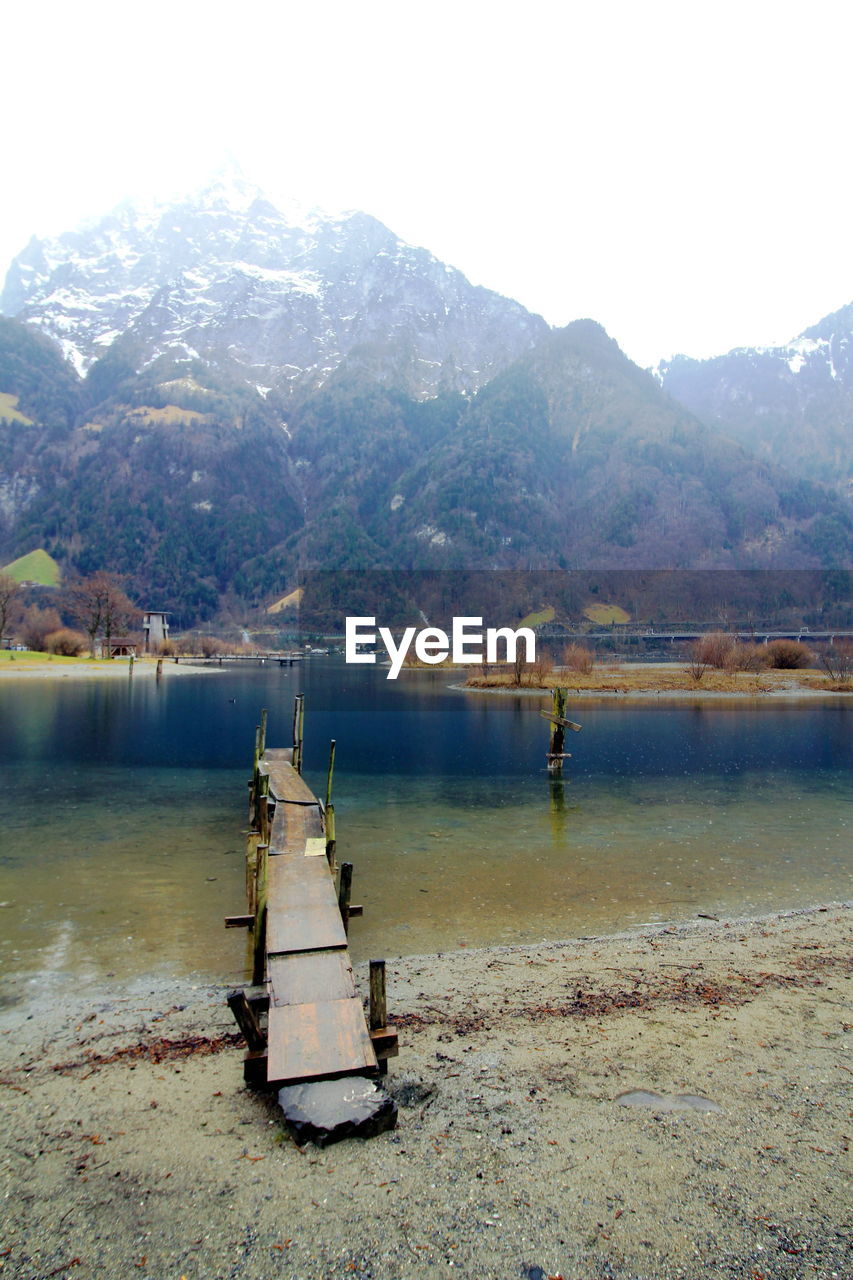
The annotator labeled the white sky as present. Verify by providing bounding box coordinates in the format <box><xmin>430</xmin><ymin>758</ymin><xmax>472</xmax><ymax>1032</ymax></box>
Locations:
<box><xmin>2</xmin><ymin>0</ymin><xmax>851</xmax><ymax>367</ymax></box>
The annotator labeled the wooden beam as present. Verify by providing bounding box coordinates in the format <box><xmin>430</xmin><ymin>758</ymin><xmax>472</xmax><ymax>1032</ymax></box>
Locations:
<box><xmin>227</xmin><ymin>989</ymin><xmax>267</xmax><ymax>1052</ymax></box>
<box><xmin>538</xmin><ymin>709</ymin><xmax>582</xmax><ymax>732</ymax></box>
<box><xmin>369</xmin><ymin>1027</ymin><xmax>399</xmax><ymax>1059</ymax></box>
<box><xmin>224</xmin><ymin>914</ymin><xmax>255</xmax><ymax>929</ymax></box>
<box><xmin>338</xmin><ymin>862</ymin><xmax>353</xmax><ymax>935</ymax></box>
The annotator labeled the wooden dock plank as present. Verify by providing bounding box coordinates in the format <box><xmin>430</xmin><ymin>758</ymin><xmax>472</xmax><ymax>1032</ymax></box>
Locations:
<box><xmin>264</xmin><ymin>759</ymin><xmax>319</xmax><ymax>806</ymax></box>
<box><xmin>266</xmin><ymin>854</ymin><xmax>347</xmax><ymax>954</ymax></box>
<box><xmin>268</xmin><ymin>950</ymin><xmax>356</xmax><ymax>1007</ymax></box>
<box><xmin>267</xmin><ymin>998</ymin><xmax>378</xmax><ymax>1084</ymax></box>
<box><xmin>268</xmin><ymin>800</ymin><xmax>323</xmax><ymax>856</ymax></box>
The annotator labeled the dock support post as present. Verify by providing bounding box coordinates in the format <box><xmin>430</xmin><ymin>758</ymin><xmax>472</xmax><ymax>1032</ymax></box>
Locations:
<box><xmin>325</xmin><ymin>802</ymin><xmax>336</xmax><ymax>869</ymax></box>
<box><xmin>292</xmin><ymin>694</ymin><xmax>305</xmax><ymax>774</ymax></box>
<box><xmin>369</xmin><ymin>959</ymin><xmax>388</xmax><ymax>1075</ymax></box>
<box><xmin>338</xmin><ymin>861</ymin><xmax>353</xmax><ymax>934</ymax></box>
<box><xmin>547</xmin><ymin>687</ymin><xmax>567</xmax><ymax>773</ymax></box>
<box><xmin>251</xmin><ymin>840</ymin><xmax>268</xmax><ymax>987</ymax></box>
<box><xmin>227</xmin><ymin>990</ymin><xmax>267</xmax><ymax>1052</ymax></box>
<box><xmin>325</xmin><ymin>739</ymin><xmax>336</xmax><ymax>811</ymax></box>
<box><xmin>369</xmin><ymin>959</ymin><xmax>387</xmax><ymax>1030</ymax></box>
<box><xmin>259</xmin><ymin>707</ymin><xmax>268</xmax><ymax>759</ymax></box>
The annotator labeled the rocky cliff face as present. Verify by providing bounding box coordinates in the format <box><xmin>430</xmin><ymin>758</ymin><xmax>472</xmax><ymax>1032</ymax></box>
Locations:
<box><xmin>1</xmin><ymin>177</ymin><xmax>547</xmax><ymax>398</ymax></box>
<box><xmin>658</xmin><ymin>304</ymin><xmax>853</xmax><ymax>493</ymax></box>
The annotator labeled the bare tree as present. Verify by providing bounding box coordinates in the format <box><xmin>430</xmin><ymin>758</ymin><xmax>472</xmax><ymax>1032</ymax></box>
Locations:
<box><xmin>0</xmin><ymin>573</ymin><xmax>22</xmax><ymax>646</ymax></box>
<box><xmin>65</xmin><ymin>572</ymin><xmax>139</xmax><ymax>657</ymax></box>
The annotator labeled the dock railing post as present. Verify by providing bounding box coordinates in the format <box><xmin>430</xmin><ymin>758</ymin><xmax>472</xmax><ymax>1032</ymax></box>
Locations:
<box><xmin>325</xmin><ymin>802</ymin><xmax>336</xmax><ymax>870</ymax></box>
<box><xmin>325</xmin><ymin>738</ymin><xmax>336</xmax><ymax>811</ymax></box>
<box><xmin>292</xmin><ymin>694</ymin><xmax>305</xmax><ymax>774</ymax></box>
<box><xmin>338</xmin><ymin>861</ymin><xmax>353</xmax><ymax>934</ymax></box>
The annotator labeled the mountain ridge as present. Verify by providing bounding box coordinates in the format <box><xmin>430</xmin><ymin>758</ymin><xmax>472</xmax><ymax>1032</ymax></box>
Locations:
<box><xmin>657</xmin><ymin>304</ymin><xmax>852</xmax><ymax>492</ymax></box>
<box><xmin>1</xmin><ymin>187</ymin><xmax>850</xmax><ymax>624</ymax></box>
<box><xmin>2</xmin><ymin>178</ymin><xmax>548</xmax><ymax>399</ymax></box>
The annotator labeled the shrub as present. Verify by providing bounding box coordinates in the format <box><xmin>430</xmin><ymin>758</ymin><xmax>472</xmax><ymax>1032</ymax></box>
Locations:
<box><xmin>20</xmin><ymin>605</ymin><xmax>62</xmax><ymax>651</ymax></box>
<box><xmin>44</xmin><ymin>628</ymin><xmax>88</xmax><ymax>656</ymax></box>
<box><xmin>818</xmin><ymin>641</ymin><xmax>852</xmax><ymax>683</ymax></box>
<box><xmin>199</xmin><ymin>635</ymin><xmax>223</xmax><ymax>657</ymax></box>
<box><xmin>527</xmin><ymin>650</ymin><xmax>554</xmax><ymax>686</ymax></box>
<box><xmin>693</xmin><ymin>631</ymin><xmax>736</xmax><ymax>669</ymax></box>
<box><xmin>764</xmin><ymin>639</ymin><xmax>813</xmax><ymax>669</ymax></box>
<box><xmin>562</xmin><ymin>643</ymin><xmax>594</xmax><ymax>674</ymax></box>
<box><xmin>157</xmin><ymin>638</ymin><xmax>177</xmax><ymax>656</ymax></box>
<box><xmin>727</xmin><ymin>642</ymin><xmax>770</xmax><ymax>673</ymax></box>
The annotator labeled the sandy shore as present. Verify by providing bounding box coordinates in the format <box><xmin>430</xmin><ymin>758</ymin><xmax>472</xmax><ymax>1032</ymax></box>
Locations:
<box><xmin>1</xmin><ymin>905</ymin><xmax>849</xmax><ymax>1279</ymax></box>
<box><xmin>0</xmin><ymin>657</ymin><xmax>221</xmax><ymax>679</ymax></box>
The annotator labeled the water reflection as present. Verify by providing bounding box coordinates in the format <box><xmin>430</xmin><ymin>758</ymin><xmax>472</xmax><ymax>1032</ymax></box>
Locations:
<box><xmin>0</xmin><ymin>662</ymin><xmax>849</xmax><ymax>991</ymax></box>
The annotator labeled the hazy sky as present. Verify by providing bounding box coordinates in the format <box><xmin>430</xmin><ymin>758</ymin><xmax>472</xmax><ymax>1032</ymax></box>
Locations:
<box><xmin>3</xmin><ymin>0</ymin><xmax>850</xmax><ymax>367</ymax></box>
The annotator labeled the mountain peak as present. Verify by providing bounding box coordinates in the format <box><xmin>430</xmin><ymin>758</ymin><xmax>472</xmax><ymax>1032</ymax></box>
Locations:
<box><xmin>1</xmin><ymin>186</ymin><xmax>547</xmax><ymax>393</ymax></box>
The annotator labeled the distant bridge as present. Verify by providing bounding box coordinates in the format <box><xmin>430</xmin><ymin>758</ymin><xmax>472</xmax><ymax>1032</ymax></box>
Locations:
<box><xmin>548</xmin><ymin>629</ymin><xmax>852</xmax><ymax>644</ymax></box>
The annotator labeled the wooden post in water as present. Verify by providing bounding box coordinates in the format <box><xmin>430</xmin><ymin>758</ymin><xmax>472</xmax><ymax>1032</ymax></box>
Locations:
<box><xmin>325</xmin><ymin>739</ymin><xmax>336</xmax><ymax>812</ymax></box>
<box><xmin>338</xmin><ymin>861</ymin><xmax>353</xmax><ymax>934</ymax></box>
<box><xmin>257</xmin><ymin>771</ymin><xmax>270</xmax><ymax>848</ymax></box>
<box><xmin>156</xmin><ymin>658</ymin><xmax>163</xmax><ymax>680</ymax></box>
<box><xmin>548</xmin><ymin>688</ymin><xmax>567</xmax><ymax>772</ymax></box>
<box><xmin>252</xmin><ymin>723</ymin><xmax>261</xmax><ymax>791</ymax></box>
<box><xmin>541</xmin><ymin>688</ymin><xmax>581</xmax><ymax>773</ymax></box>
<box><xmin>259</xmin><ymin>707</ymin><xmax>268</xmax><ymax>759</ymax></box>
<box><xmin>252</xmin><ymin>796</ymin><xmax>270</xmax><ymax>988</ymax></box>
<box><xmin>325</xmin><ymin>801</ymin><xmax>336</xmax><ymax>869</ymax></box>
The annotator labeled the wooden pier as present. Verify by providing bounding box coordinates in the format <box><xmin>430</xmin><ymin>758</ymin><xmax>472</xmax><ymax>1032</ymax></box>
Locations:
<box><xmin>226</xmin><ymin>700</ymin><xmax>397</xmax><ymax>1090</ymax></box>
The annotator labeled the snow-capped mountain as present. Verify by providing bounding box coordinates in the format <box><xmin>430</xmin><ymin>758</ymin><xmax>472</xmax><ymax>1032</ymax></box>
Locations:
<box><xmin>1</xmin><ymin>177</ymin><xmax>547</xmax><ymax>397</ymax></box>
<box><xmin>657</xmin><ymin>304</ymin><xmax>853</xmax><ymax>491</ymax></box>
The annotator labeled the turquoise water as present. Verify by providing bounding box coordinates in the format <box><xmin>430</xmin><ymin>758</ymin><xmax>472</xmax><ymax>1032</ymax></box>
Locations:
<box><xmin>0</xmin><ymin>660</ymin><xmax>849</xmax><ymax>996</ymax></box>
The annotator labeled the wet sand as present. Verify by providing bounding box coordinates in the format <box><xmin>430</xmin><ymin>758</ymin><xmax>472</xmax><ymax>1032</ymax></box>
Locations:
<box><xmin>1</xmin><ymin>905</ymin><xmax>849</xmax><ymax>1279</ymax></box>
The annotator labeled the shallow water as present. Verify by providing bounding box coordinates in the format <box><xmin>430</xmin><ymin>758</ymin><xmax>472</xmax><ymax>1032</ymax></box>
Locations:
<box><xmin>0</xmin><ymin>660</ymin><xmax>849</xmax><ymax>997</ymax></box>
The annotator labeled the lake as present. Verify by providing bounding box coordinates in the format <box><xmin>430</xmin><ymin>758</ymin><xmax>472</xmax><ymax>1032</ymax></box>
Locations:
<box><xmin>0</xmin><ymin>659</ymin><xmax>849</xmax><ymax>1003</ymax></box>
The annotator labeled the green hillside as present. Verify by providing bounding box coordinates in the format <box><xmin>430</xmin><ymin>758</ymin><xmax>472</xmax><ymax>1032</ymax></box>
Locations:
<box><xmin>2</xmin><ymin>548</ymin><xmax>61</xmax><ymax>585</ymax></box>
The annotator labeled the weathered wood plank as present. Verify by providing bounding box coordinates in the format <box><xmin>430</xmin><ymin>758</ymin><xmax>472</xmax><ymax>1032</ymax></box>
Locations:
<box><xmin>268</xmin><ymin>799</ymin><xmax>323</xmax><ymax>856</ymax></box>
<box><xmin>267</xmin><ymin>998</ymin><xmax>378</xmax><ymax>1084</ymax></box>
<box><xmin>268</xmin><ymin>950</ymin><xmax>355</xmax><ymax>1007</ymax></box>
<box><xmin>264</xmin><ymin>758</ymin><xmax>319</xmax><ymax>806</ymax></box>
<box><xmin>264</xmin><ymin>747</ymin><xmax>294</xmax><ymax>764</ymax></box>
<box><xmin>538</xmin><ymin>708</ymin><xmax>582</xmax><ymax>731</ymax></box>
<box><xmin>266</xmin><ymin>854</ymin><xmax>347</xmax><ymax>954</ymax></box>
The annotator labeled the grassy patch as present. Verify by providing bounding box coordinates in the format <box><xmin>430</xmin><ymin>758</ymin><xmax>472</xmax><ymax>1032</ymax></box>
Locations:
<box><xmin>465</xmin><ymin>664</ymin><xmax>833</xmax><ymax>694</ymax></box>
<box><xmin>0</xmin><ymin>392</ymin><xmax>34</xmax><ymax>426</ymax></box>
<box><xmin>2</xmin><ymin>548</ymin><xmax>61</xmax><ymax>586</ymax></box>
<box><xmin>129</xmin><ymin>405</ymin><xmax>207</xmax><ymax>426</ymax></box>
<box><xmin>583</xmin><ymin>602</ymin><xmax>631</xmax><ymax>625</ymax></box>
<box><xmin>0</xmin><ymin>649</ymin><xmax>94</xmax><ymax>665</ymax></box>
<box><xmin>519</xmin><ymin>605</ymin><xmax>555</xmax><ymax>628</ymax></box>
<box><xmin>267</xmin><ymin>586</ymin><xmax>303</xmax><ymax>614</ymax></box>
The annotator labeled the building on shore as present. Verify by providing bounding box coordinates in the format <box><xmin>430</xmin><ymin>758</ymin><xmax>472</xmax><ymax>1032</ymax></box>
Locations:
<box><xmin>142</xmin><ymin>611</ymin><xmax>170</xmax><ymax>652</ymax></box>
